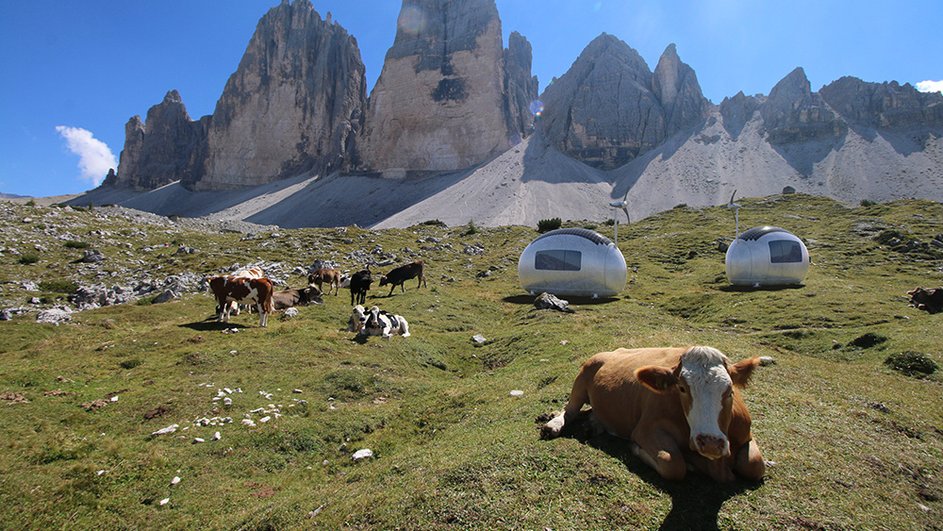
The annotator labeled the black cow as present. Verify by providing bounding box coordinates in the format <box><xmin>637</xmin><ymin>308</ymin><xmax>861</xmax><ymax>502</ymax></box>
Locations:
<box><xmin>349</xmin><ymin>269</ymin><xmax>372</xmax><ymax>306</ymax></box>
<box><xmin>379</xmin><ymin>260</ymin><xmax>427</xmax><ymax>296</ymax></box>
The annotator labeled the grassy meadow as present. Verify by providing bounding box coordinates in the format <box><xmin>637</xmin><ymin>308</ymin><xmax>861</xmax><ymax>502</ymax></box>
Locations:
<box><xmin>0</xmin><ymin>195</ymin><xmax>941</xmax><ymax>529</ymax></box>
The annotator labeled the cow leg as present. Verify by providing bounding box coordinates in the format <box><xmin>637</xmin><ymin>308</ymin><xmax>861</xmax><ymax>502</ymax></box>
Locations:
<box><xmin>400</xmin><ymin>283</ymin><xmax>405</xmax><ymax>293</ymax></box>
<box><xmin>540</xmin><ymin>369</ymin><xmax>592</xmax><ymax>439</ymax></box>
<box><xmin>631</xmin><ymin>431</ymin><xmax>688</xmax><ymax>481</ymax></box>
<box><xmin>733</xmin><ymin>439</ymin><xmax>765</xmax><ymax>481</ymax></box>
<box><xmin>400</xmin><ymin>319</ymin><xmax>410</xmax><ymax>337</ymax></box>
<box><xmin>389</xmin><ymin>285</ymin><xmax>395</xmax><ymax>296</ymax></box>
<box><xmin>257</xmin><ymin>303</ymin><xmax>265</xmax><ymax>327</ymax></box>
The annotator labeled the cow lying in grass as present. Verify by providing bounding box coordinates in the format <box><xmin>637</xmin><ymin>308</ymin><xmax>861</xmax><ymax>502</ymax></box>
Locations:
<box><xmin>272</xmin><ymin>285</ymin><xmax>323</xmax><ymax>310</ymax></box>
<box><xmin>541</xmin><ymin>346</ymin><xmax>764</xmax><ymax>482</ymax></box>
<box><xmin>356</xmin><ymin>305</ymin><xmax>410</xmax><ymax>339</ymax></box>
<box><xmin>348</xmin><ymin>304</ymin><xmax>367</xmax><ymax>333</ymax></box>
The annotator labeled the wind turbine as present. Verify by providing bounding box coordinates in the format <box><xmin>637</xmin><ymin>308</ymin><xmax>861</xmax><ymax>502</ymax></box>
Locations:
<box><xmin>609</xmin><ymin>190</ymin><xmax>630</xmax><ymax>245</ymax></box>
<box><xmin>727</xmin><ymin>189</ymin><xmax>741</xmax><ymax>238</ymax></box>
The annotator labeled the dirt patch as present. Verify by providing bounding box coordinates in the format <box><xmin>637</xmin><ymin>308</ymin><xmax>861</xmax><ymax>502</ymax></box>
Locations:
<box><xmin>144</xmin><ymin>405</ymin><xmax>170</xmax><ymax>420</ymax></box>
<box><xmin>82</xmin><ymin>399</ymin><xmax>109</xmax><ymax>412</ymax></box>
<box><xmin>1</xmin><ymin>392</ymin><xmax>29</xmax><ymax>404</ymax></box>
<box><xmin>43</xmin><ymin>389</ymin><xmax>73</xmax><ymax>397</ymax></box>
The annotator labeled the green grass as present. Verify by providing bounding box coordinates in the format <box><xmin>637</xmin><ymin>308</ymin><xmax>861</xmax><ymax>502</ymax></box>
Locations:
<box><xmin>0</xmin><ymin>195</ymin><xmax>941</xmax><ymax>528</ymax></box>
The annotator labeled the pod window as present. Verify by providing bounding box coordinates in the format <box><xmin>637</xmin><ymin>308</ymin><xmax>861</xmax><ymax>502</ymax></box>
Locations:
<box><xmin>769</xmin><ymin>240</ymin><xmax>802</xmax><ymax>263</ymax></box>
<box><xmin>535</xmin><ymin>250</ymin><xmax>582</xmax><ymax>271</ymax></box>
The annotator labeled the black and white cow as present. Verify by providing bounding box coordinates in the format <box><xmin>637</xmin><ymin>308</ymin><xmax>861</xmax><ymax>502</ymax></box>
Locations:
<box><xmin>359</xmin><ymin>305</ymin><xmax>410</xmax><ymax>339</ymax></box>
<box><xmin>348</xmin><ymin>304</ymin><xmax>367</xmax><ymax>333</ymax></box>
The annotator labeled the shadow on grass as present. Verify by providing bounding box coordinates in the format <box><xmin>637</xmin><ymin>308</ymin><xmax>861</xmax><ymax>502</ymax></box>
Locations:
<box><xmin>540</xmin><ymin>410</ymin><xmax>763</xmax><ymax>530</ymax></box>
<box><xmin>717</xmin><ymin>284</ymin><xmax>805</xmax><ymax>293</ymax></box>
<box><xmin>501</xmin><ymin>295</ymin><xmax>622</xmax><ymax>305</ymax></box>
<box><xmin>178</xmin><ymin>320</ymin><xmax>251</xmax><ymax>331</ymax></box>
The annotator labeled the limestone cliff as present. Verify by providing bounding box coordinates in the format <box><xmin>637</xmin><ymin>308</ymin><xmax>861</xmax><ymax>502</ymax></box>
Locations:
<box><xmin>820</xmin><ymin>76</ymin><xmax>943</xmax><ymax>129</ymax></box>
<box><xmin>360</xmin><ymin>0</ymin><xmax>531</xmax><ymax>174</ymax></box>
<box><xmin>189</xmin><ymin>0</ymin><xmax>366</xmax><ymax>190</ymax></box>
<box><xmin>760</xmin><ymin>67</ymin><xmax>845</xmax><ymax>144</ymax></box>
<box><xmin>115</xmin><ymin>90</ymin><xmax>205</xmax><ymax>190</ymax></box>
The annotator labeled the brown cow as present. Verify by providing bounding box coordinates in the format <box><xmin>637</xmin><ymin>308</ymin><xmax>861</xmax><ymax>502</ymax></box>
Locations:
<box><xmin>209</xmin><ymin>276</ymin><xmax>274</xmax><ymax>327</ymax></box>
<box><xmin>541</xmin><ymin>346</ymin><xmax>765</xmax><ymax>482</ymax></box>
<box><xmin>272</xmin><ymin>285</ymin><xmax>323</xmax><ymax>310</ymax></box>
<box><xmin>308</xmin><ymin>268</ymin><xmax>341</xmax><ymax>296</ymax></box>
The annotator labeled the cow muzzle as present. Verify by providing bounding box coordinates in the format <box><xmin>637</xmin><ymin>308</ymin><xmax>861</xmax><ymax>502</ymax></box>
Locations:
<box><xmin>691</xmin><ymin>434</ymin><xmax>730</xmax><ymax>460</ymax></box>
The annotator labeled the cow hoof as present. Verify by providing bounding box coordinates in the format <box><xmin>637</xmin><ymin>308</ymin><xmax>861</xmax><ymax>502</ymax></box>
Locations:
<box><xmin>540</xmin><ymin>415</ymin><xmax>565</xmax><ymax>439</ymax></box>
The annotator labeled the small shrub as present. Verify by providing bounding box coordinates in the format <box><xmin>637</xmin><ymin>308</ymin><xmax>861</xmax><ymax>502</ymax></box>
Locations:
<box><xmin>419</xmin><ymin>219</ymin><xmax>447</xmax><ymax>228</ymax></box>
<box><xmin>39</xmin><ymin>280</ymin><xmax>78</xmax><ymax>293</ymax></box>
<box><xmin>860</xmin><ymin>199</ymin><xmax>877</xmax><ymax>207</ymax></box>
<box><xmin>461</xmin><ymin>220</ymin><xmax>479</xmax><ymax>236</ymax></box>
<box><xmin>119</xmin><ymin>359</ymin><xmax>142</xmax><ymax>370</ymax></box>
<box><xmin>849</xmin><ymin>332</ymin><xmax>887</xmax><ymax>349</ymax></box>
<box><xmin>25</xmin><ymin>199</ymin><xmax>36</xmax><ymax>207</ymax></box>
<box><xmin>603</xmin><ymin>219</ymin><xmax>615</xmax><ymax>226</ymax></box>
<box><xmin>885</xmin><ymin>352</ymin><xmax>938</xmax><ymax>377</ymax></box>
<box><xmin>537</xmin><ymin>217</ymin><xmax>562</xmax><ymax>233</ymax></box>
<box><xmin>64</xmin><ymin>241</ymin><xmax>90</xmax><ymax>249</ymax></box>
<box><xmin>18</xmin><ymin>254</ymin><xmax>39</xmax><ymax>265</ymax></box>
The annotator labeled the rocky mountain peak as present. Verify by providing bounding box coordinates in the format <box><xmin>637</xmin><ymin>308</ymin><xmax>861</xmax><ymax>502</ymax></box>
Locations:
<box><xmin>820</xmin><ymin>76</ymin><xmax>943</xmax><ymax>129</ymax></box>
<box><xmin>652</xmin><ymin>43</ymin><xmax>709</xmax><ymax>135</ymax></box>
<box><xmin>761</xmin><ymin>67</ymin><xmax>845</xmax><ymax>144</ymax></box>
<box><xmin>360</xmin><ymin>0</ymin><xmax>532</xmax><ymax>174</ymax></box>
<box><xmin>188</xmin><ymin>0</ymin><xmax>366</xmax><ymax>190</ymax></box>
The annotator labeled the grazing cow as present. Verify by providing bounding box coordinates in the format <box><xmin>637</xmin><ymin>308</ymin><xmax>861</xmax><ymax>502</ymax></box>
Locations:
<box><xmin>218</xmin><ymin>266</ymin><xmax>266</xmax><ymax>315</ymax></box>
<box><xmin>272</xmin><ymin>285</ymin><xmax>323</xmax><ymax>311</ymax></box>
<box><xmin>209</xmin><ymin>276</ymin><xmax>274</xmax><ymax>327</ymax></box>
<box><xmin>541</xmin><ymin>346</ymin><xmax>764</xmax><ymax>482</ymax></box>
<box><xmin>907</xmin><ymin>287</ymin><xmax>943</xmax><ymax>314</ymax></box>
<box><xmin>349</xmin><ymin>269</ymin><xmax>372</xmax><ymax>306</ymax></box>
<box><xmin>308</xmin><ymin>268</ymin><xmax>342</xmax><ymax>296</ymax></box>
<box><xmin>379</xmin><ymin>260</ymin><xmax>427</xmax><ymax>296</ymax></box>
<box><xmin>360</xmin><ymin>306</ymin><xmax>410</xmax><ymax>339</ymax></box>
<box><xmin>348</xmin><ymin>304</ymin><xmax>367</xmax><ymax>333</ymax></box>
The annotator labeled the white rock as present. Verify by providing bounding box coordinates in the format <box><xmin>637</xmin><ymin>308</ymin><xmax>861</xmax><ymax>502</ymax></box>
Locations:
<box><xmin>229</xmin><ymin>350</ymin><xmax>237</xmax><ymax>355</ymax></box>
<box><xmin>293</xmin><ymin>389</ymin><xmax>302</xmax><ymax>394</ymax></box>
<box><xmin>151</xmin><ymin>424</ymin><xmax>179</xmax><ymax>436</ymax></box>
<box><xmin>96</xmin><ymin>470</ymin><xmax>106</xmax><ymax>476</ymax></box>
<box><xmin>213</xmin><ymin>431</ymin><xmax>221</xmax><ymax>441</ymax></box>
<box><xmin>352</xmin><ymin>449</ymin><xmax>374</xmax><ymax>461</ymax></box>
<box><xmin>759</xmin><ymin>356</ymin><xmax>776</xmax><ymax>366</ymax></box>
<box><xmin>159</xmin><ymin>498</ymin><xmax>170</xmax><ymax>506</ymax></box>
<box><xmin>193</xmin><ymin>437</ymin><xmax>205</xmax><ymax>444</ymax></box>
<box><xmin>223</xmin><ymin>397</ymin><xmax>232</xmax><ymax>406</ymax></box>
<box><xmin>259</xmin><ymin>416</ymin><xmax>271</xmax><ymax>423</ymax></box>
<box><xmin>241</xmin><ymin>419</ymin><xmax>256</xmax><ymax>427</ymax></box>
<box><xmin>171</xmin><ymin>476</ymin><xmax>181</xmax><ymax>485</ymax></box>
<box><xmin>471</xmin><ymin>334</ymin><xmax>487</xmax><ymax>345</ymax></box>
<box><xmin>510</xmin><ymin>390</ymin><xmax>524</xmax><ymax>397</ymax></box>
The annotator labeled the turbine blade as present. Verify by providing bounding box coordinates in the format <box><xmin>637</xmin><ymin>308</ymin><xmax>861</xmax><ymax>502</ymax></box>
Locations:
<box><xmin>728</xmin><ymin>189</ymin><xmax>737</xmax><ymax>206</ymax></box>
<box><xmin>622</xmin><ymin>206</ymin><xmax>630</xmax><ymax>224</ymax></box>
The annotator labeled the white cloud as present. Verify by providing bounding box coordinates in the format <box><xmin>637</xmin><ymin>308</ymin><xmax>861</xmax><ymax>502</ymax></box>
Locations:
<box><xmin>916</xmin><ymin>80</ymin><xmax>943</xmax><ymax>94</ymax></box>
<box><xmin>55</xmin><ymin>125</ymin><xmax>117</xmax><ymax>187</ymax></box>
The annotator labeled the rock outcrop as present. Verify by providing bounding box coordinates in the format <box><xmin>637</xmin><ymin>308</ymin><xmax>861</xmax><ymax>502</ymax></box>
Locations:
<box><xmin>190</xmin><ymin>0</ymin><xmax>366</xmax><ymax>190</ymax></box>
<box><xmin>538</xmin><ymin>35</ymin><xmax>707</xmax><ymax>170</ymax></box>
<box><xmin>504</xmin><ymin>31</ymin><xmax>540</xmax><ymax>141</ymax></box>
<box><xmin>720</xmin><ymin>91</ymin><xmax>762</xmax><ymax>139</ymax></box>
<box><xmin>820</xmin><ymin>76</ymin><xmax>943</xmax><ymax>129</ymax></box>
<box><xmin>760</xmin><ymin>67</ymin><xmax>846</xmax><ymax>144</ymax></box>
<box><xmin>115</xmin><ymin>90</ymin><xmax>206</xmax><ymax>190</ymax></box>
<box><xmin>360</xmin><ymin>0</ymin><xmax>534</xmax><ymax>174</ymax></box>
<box><xmin>652</xmin><ymin>43</ymin><xmax>710</xmax><ymax>136</ymax></box>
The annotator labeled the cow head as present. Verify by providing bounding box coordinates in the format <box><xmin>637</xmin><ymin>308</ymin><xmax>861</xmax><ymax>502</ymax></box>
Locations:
<box><xmin>348</xmin><ymin>305</ymin><xmax>367</xmax><ymax>332</ymax></box>
<box><xmin>303</xmin><ymin>285</ymin><xmax>324</xmax><ymax>305</ymax></box>
<box><xmin>365</xmin><ymin>305</ymin><xmax>384</xmax><ymax>330</ymax></box>
<box><xmin>635</xmin><ymin>346</ymin><xmax>760</xmax><ymax>460</ymax></box>
<box><xmin>378</xmin><ymin>275</ymin><xmax>389</xmax><ymax>287</ymax></box>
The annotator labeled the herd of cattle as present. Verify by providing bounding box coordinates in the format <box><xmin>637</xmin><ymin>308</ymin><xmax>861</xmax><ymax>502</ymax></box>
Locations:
<box><xmin>205</xmin><ymin>260</ymin><xmax>425</xmax><ymax>335</ymax></box>
<box><xmin>205</xmin><ymin>258</ymin><xmax>772</xmax><ymax>483</ymax></box>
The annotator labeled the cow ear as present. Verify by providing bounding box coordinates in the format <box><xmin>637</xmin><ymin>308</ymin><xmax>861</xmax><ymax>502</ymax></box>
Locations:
<box><xmin>635</xmin><ymin>366</ymin><xmax>678</xmax><ymax>394</ymax></box>
<box><xmin>729</xmin><ymin>357</ymin><xmax>761</xmax><ymax>388</ymax></box>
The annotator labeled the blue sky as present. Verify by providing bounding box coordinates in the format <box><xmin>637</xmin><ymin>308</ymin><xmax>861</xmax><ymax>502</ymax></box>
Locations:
<box><xmin>1</xmin><ymin>0</ymin><xmax>940</xmax><ymax>197</ymax></box>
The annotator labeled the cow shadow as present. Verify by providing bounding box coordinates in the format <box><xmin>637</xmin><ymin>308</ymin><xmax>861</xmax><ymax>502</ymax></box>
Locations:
<box><xmin>502</xmin><ymin>295</ymin><xmax>621</xmax><ymax>305</ymax></box>
<box><xmin>717</xmin><ymin>284</ymin><xmax>805</xmax><ymax>293</ymax></box>
<box><xmin>178</xmin><ymin>319</ymin><xmax>251</xmax><ymax>331</ymax></box>
<box><xmin>542</xmin><ymin>411</ymin><xmax>762</xmax><ymax>530</ymax></box>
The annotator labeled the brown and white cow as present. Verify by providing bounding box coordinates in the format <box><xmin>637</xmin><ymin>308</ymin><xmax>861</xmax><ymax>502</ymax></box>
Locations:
<box><xmin>218</xmin><ymin>266</ymin><xmax>266</xmax><ymax>315</ymax></box>
<box><xmin>308</xmin><ymin>268</ymin><xmax>342</xmax><ymax>296</ymax></box>
<box><xmin>209</xmin><ymin>276</ymin><xmax>274</xmax><ymax>327</ymax></box>
<box><xmin>541</xmin><ymin>346</ymin><xmax>765</xmax><ymax>482</ymax></box>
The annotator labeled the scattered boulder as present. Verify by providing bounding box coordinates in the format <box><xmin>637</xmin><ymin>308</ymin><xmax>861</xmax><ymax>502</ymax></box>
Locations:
<box><xmin>907</xmin><ymin>287</ymin><xmax>943</xmax><ymax>314</ymax></box>
<box><xmin>471</xmin><ymin>334</ymin><xmax>488</xmax><ymax>345</ymax></box>
<box><xmin>351</xmin><ymin>448</ymin><xmax>374</xmax><ymax>461</ymax></box>
<box><xmin>77</xmin><ymin>249</ymin><xmax>104</xmax><ymax>263</ymax></box>
<box><xmin>36</xmin><ymin>306</ymin><xmax>73</xmax><ymax>325</ymax></box>
<box><xmin>534</xmin><ymin>292</ymin><xmax>574</xmax><ymax>313</ymax></box>
<box><xmin>151</xmin><ymin>290</ymin><xmax>178</xmax><ymax>304</ymax></box>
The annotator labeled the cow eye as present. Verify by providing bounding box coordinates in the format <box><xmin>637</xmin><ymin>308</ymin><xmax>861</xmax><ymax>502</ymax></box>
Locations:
<box><xmin>678</xmin><ymin>385</ymin><xmax>687</xmax><ymax>394</ymax></box>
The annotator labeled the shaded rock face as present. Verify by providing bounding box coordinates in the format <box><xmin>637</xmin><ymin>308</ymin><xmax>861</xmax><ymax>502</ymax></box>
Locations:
<box><xmin>504</xmin><ymin>31</ymin><xmax>540</xmax><ymax>141</ymax></box>
<box><xmin>720</xmin><ymin>91</ymin><xmax>762</xmax><ymax>139</ymax></box>
<box><xmin>116</xmin><ymin>90</ymin><xmax>205</xmax><ymax>190</ymax></box>
<box><xmin>538</xmin><ymin>36</ymin><xmax>707</xmax><ymax>170</ymax></box>
<box><xmin>190</xmin><ymin>0</ymin><xmax>366</xmax><ymax>190</ymax></box>
<box><xmin>759</xmin><ymin>67</ymin><xmax>846</xmax><ymax>144</ymax></box>
<box><xmin>820</xmin><ymin>76</ymin><xmax>943</xmax><ymax>129</ymax></box>
<box><xmin>361</xmin><ymin>0</ymin><xmax>532</xmax><ymax>174</ymax></box>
